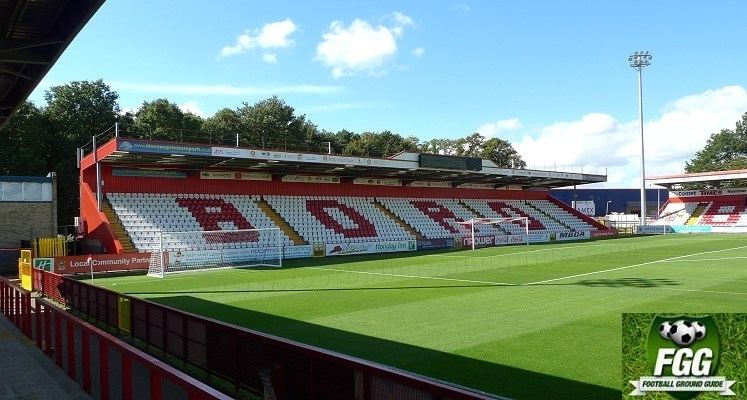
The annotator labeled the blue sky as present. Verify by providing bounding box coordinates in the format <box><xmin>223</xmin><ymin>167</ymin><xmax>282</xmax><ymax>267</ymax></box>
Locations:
<box><xmin>30</xmin><ymin>1</ymin><xmax>747</xmax><ymax>187</ymax></box>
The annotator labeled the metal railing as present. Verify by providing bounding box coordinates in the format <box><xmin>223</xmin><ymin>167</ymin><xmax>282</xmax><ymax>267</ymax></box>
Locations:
<box><xmin>33</xmin><ymin>269</ymin><xmax>498</xmax><ymax>400</ymax></box>
<box><xmin>0</xmin><ymin>276</ymin><xmax>231</xmax><ymax>400</ymax></box>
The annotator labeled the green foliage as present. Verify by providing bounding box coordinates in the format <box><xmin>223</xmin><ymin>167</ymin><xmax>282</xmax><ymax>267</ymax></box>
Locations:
<box><xmin>685</xmin><ymin>112</ymin><xmax>747</xmax><ymax>187</ymax></box>
<box><xmin>132</xmin><ymin>98</ymin><xmax>204</xmax><ymax>141</ymax></box>
<box><xmin>418</xmin><ymin>133</ymin><xmax>526</xmax><ymax>167</ymax></box>
<box><xmin>342</xmin><ymin>130</ymin><xmax>419</xmax><ymax>157</ymax></box>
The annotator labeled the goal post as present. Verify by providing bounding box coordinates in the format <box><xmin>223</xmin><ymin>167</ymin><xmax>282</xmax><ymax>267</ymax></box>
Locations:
<box><xmin>457</xmin><ymin>217</ymin><xmax>529</xmax><ymax>250</ymax></box>
<box><xmin>148</xmin><ymin>227</ymin><xmax>284</xmax><ymax>277</ymax></box>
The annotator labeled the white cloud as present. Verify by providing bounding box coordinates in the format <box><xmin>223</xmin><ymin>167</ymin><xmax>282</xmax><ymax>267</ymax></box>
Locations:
<box><xmin>179</xmin><ymin>101</ymin><xmax>203</xmax><ymax>116</ymax></box>
<box><xmin>315</xmin><ymin>12</ymin><xmax>414</xmax><ymax>78</ymax></box>
<box><xmin>476</xmin><ymin>118</ymin><xmax>522</xmax><ymax>137</ymax></box>
<box><xmin>109</xmin><ymin>81</ymin><xmax>343</xmax><ymax>96</ymax></box>
<box><xmin>220</xmin><ymin>19</ymin><xmax>298</xmax><ymax>59</ymax></box>
<box><xmin>262</xmin><ymin>53</ymin><xmax>278</xmax><ymax>63</ymax></box>
<box><xmin>412</xmin><ymin>47</ymin><xmax>425</xmax><ymax>57</ymax></box>
<box><xmin>450</xmin><ymin>4</ymin><xmax>471</xmax><ymax>12</ymax></box>
<box><xmin>511</xmin><ymin>85</ymin><xmax>747</xmax><ymax>187</ymax></box>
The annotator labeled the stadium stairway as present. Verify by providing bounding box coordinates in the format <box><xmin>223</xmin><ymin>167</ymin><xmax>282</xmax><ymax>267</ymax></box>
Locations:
<box><xmin>686</xmin><ymin>202</ymin><xmax>710</xmax><ymax>225</ymax></box>
<box><xmin>458</xmin><ymin>201</ymin><xmax>509</xmax><ymax>234</ymax></box>
<box><xmin>101</xmin><ymin>200</ymin><xmax>136</xmax><ymax>252</ymax></box>
<box><xmin>257</xmin><ymin>199</ymin><xmax>306</xmax><ymax>245</ymax></box>
<box><xmin>524</xmin><ymin>201</ymin><xmax>573</xmax><ymax>231</ymax></box>
<box><xmin>373</xmin><ymin>200</ymin><xmax>424</xmax><ymax>240</ymax></box>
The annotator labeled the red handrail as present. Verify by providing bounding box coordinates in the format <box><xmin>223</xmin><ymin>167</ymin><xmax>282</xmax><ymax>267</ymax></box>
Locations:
<box><xmin>0</xmin><ymin>276</ymin><xmax>230</xmax><ymax>400</ymax></box>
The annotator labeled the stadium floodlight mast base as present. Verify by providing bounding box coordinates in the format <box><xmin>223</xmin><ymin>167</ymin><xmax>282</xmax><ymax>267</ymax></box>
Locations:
<box><xmin>629</xmin><ymin>50</ymin><xmax>652</xmax><ymax>226</ymax></box>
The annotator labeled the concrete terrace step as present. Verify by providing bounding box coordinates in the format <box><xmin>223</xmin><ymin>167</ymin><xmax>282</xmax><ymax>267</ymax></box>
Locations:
<box><xmin>101</xmin><ymin>200</ymin><xmax>137</xmax><ymax>252</ymax></box>
<box><xmin>374</xmin><ymin>200</ymin><xmax>424</xmax><ymax>240</ymax></box>
<box><xmin>257</xmin><ymin>200</ymin><xmax>306</xmax><ymax>245</ymax></box>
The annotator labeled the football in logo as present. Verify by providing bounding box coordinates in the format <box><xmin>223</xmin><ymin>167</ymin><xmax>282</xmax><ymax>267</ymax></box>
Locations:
<box><xmin>693</xmin><ymin>321</ymin><xmax>706</xmax><ymax>340</ymax></box>
<box><xmin>659</xmin><ymin>321</ymin><xmax>673</xmax><ymax>339</ymax></box>
<box><xmin>669</xmin><ymin>320</ymin><xmax>697</xmax><ymax>347</ymax></box>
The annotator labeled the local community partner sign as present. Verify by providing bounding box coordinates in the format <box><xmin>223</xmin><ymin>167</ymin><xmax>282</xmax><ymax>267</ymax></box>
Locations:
<box><xmin>55</xmin><ymin>253</ymin><xmax>152</xmax><ymax>274</ymax></box>
<box><xmin>326</xmin><ymin>240</ymin><xmax>416</xmax><ymax>256</ymax></box>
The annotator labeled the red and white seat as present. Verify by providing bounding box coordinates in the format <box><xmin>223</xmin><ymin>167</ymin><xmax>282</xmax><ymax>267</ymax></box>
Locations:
<box><xmin>107</xmin><ymin>193</ymin><xmax>292</xmax><ymax>252</ymax></box>
<box><xmin>264</xmin><ymin>196</ymin><xmax>414</xmax><ymax>244</ymax></box>
<box><xmin>377</xmin><ymin>198</ymin><xmax>502</xmax><ymax>239</ymax></box>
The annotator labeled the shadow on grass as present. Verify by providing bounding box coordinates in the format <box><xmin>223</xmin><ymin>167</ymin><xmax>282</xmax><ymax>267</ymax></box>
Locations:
<box><xmin>124</xmin><ymin>274</ymin><xmax>681</xmax><ymax>296</ymax></box>
<box><xmin>151</xmin><ymin>295</ymin><xmax>620</xmax><ymax>400</ymax></box>
<box><xmin>574</xmin><ymin>277</ymin><xmax>679</xmax><ymax>288</ymax></box>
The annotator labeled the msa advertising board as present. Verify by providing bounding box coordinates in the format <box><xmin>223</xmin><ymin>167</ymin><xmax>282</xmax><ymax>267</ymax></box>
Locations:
<box><xmin>555</xmin><ymin>231</ymin><xmax>591</xmax><ymax>241</ymax></box>
<box><xmin>326</xmin><ymin>240</ymin><xmax>416</xmax><ymax>256</ymax></box>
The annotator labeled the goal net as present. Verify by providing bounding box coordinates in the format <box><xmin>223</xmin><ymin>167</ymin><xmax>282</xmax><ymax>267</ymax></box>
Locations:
<box><xmin>457</xmin><ymin>217</ymin><xmax>529</xmax><ymax>249</ymax></box>
<box><xmin>147</xmin><ymin>228</ymin><xmax>283</xmax><ymax>277</ymax></box>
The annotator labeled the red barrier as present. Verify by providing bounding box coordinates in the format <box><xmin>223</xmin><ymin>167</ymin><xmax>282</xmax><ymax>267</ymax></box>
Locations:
<box><xmin>32</xmin><ymin>272</ymin><xmax>497</xmax><ymax>400</ymax></box>
<box><xmin>0</xmin><ymin>276</ymin><xmax>230</xmax><ymax>400</ymax></box>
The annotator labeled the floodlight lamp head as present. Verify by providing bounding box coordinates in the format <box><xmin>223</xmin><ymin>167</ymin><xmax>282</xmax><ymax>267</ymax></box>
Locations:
<box><xmin>628</xmin><ymin>50</ymin><xmax>652</xmax><ymax>69</ymax></box>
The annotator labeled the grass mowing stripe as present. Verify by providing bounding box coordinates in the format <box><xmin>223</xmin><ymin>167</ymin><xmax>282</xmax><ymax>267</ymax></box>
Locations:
<box><xmin>306</xmin><ymin>266</ymin><xmax>515</xmax><ymax>286</ymax></box>
<box><xmin>523</xmin><ymin>244</ymin><xmax>747</xmax><ymax>285</ymax></box>
<box><xmin>656</xmin><ymin>287</ymin><xmax>747</xmax><ymax>297</ymax></box>
<box><xmin>659</xmin><ymin>256</ymin><xmax>747</xmax><ymax>262</ymax></box>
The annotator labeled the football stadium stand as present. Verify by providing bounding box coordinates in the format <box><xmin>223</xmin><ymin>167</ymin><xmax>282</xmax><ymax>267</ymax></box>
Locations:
<box><xmin>653</xmin><ymin>190</ymin><xmax>747</xmax><ymax>227</ymax></box>
<box><xmin>77</xmin><ymin>137</ymin><xmax>612</xmax><ymax>255</ymax></box>
<box><xmin>108</xmin><ymin>193</ymin><xmax>610</xmax><ymax>250</ymax></box>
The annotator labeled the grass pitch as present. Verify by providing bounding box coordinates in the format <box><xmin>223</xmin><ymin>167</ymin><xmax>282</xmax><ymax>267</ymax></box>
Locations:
<box><xmin>91</xmin><ymin>235</ymin><xmax>747</xmax><ymax>399</ymax></box>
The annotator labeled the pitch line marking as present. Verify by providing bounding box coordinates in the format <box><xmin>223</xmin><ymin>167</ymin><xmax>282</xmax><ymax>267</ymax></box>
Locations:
<box><xmin>659</xmin><ymin>256</ymin><xmax>747</xmax><ymax>262</ymax></box>
<box><xmin>307</xmin><ymin>266</ymin><xmax>515</xmax><ymax>286</ymax></box>
<box><xmin>523</xmin><ymin>244</ymin><xmax>747</xmax><ymax>286</ymax></box>
<box><xmin>658</xmin><ymin>287</ymin><xmax>747</xmax><ymax>297</ymax></box>
<box><xmin>423</xmin><ymin>242</ymin><xmax>621</xmax><ymax>259</ymax></box>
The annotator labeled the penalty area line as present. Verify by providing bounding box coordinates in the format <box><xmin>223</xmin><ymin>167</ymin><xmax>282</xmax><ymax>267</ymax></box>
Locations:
<box><xmin>523</xmin><ymin>244</ymin><xmax>747</xmax><ymax>286</ymax></box>
<box><xmin>306</xmin><ymin>266</ymin><xmax>515</xmax><ymax>286</ymax></box>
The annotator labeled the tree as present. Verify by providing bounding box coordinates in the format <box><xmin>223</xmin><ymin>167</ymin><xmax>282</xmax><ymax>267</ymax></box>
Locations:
<box><xmin>417</xmin><ymin>133</ymin><xmax>526</xmax><ymax>168</ymax></box>
<box><xmin>203</xmin><ymin>108</ymin><xmax>246</xmax><ymax>145</ymax></box>
<box><xmin>0</xmin><ymin>102</ymin><xmax>52</xmax><ymax>175</ymax></box>
<box><xmin>43</xmin><ymin>80</ymin><xmax>121</xmax><ymax>226</ymax></box>
<box><xmin>342</xmin><ymin>131</ymin><xmax>419</xmax><ymax>157</ymax></box>
<box><xmin>238</xmin><ymin>96</ymin><xmax>312</xmax><ymax>150</ymax></box>
<box><xmin>481</xmin><ymin>137</ymin><xmax>527</xmax><ymax>168</ymax></box>
<box><xmin>132</xmin><ymin>99</ymin><xmax>203</xmax><ymax>141</ymax></box>
<box><xmin>685</xmin><ymin>112</ymin><xmax>747</xmax><ymax>187</ymax></box>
